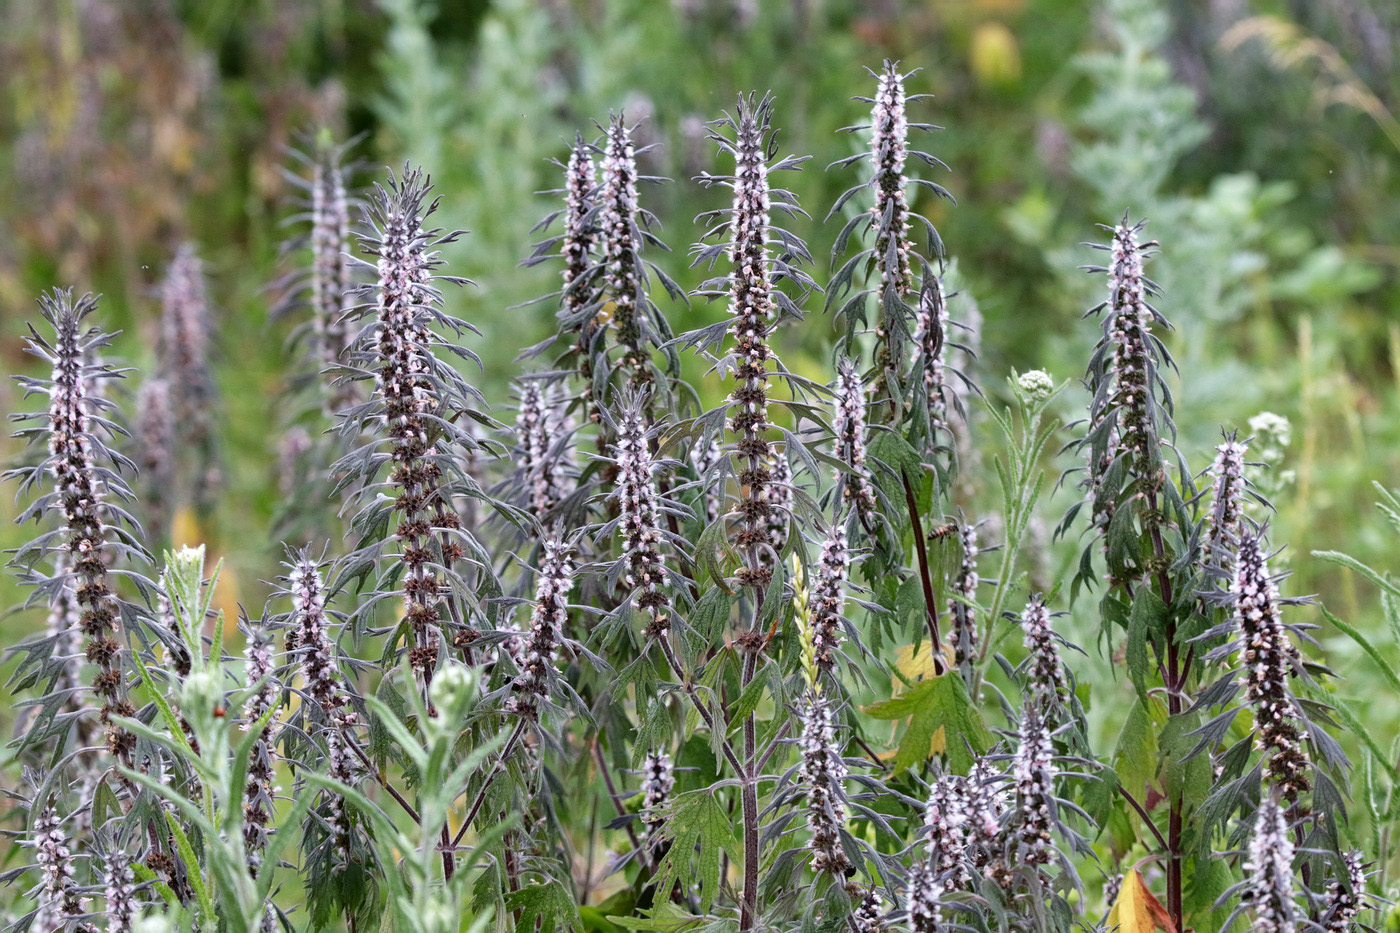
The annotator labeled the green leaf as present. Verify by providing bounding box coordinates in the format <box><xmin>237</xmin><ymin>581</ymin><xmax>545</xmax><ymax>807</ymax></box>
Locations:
<box><xmin>633</xmin><ymin>698</ymin><xmax>671</xmax><ymax>769</ymax></box>
<box><xmin>864</xmin><ymin>673</ymin><xmax>991</xmax><ymax>773</ymax></box>
<box><xmin>1126</xmin><ymin>588</ymin><xmax>1167</xmax><ymax>701</ymax></box>
<box><xmin>1312</xmin><ymin>550</ymin><xmax>1400</xmax><ymax>599</ymax></box>
<box><xmin>1320</xmin><ymin>606</ymin><xmax>1400</xmax><ymax>694</ymax></box>
<box><xmin>506</xmin><ymin>879</ymin><xmax>582</xmax><ymax>933</ymax></box>
<box><xmin>1113</xmin><ymin>695</ymin><xmax>1165</xmax><ymax>797</ymax></box>
<box><xmin>606</xmin><ymin>904</ymin><xmax>701</xmax><ymax>932</ymax></box>
<box><xmin>1159</xmin><ymin>713</ymin><xmax>1212</xmax><ymax>808</ymax></box>
<box><xmin>867</xmin><ymin>432</ymin><xmax>931</xmax><ymax>515</ymax></box>
<box><xmin>164</xmin><ymin>810</ymin><xmax>216</xmax><ymax>924</ymax></box>
<box><xmin>695</xmin><ymin>518</ymin><xmax>740</xmax><ymax>591</ymax></box>
<box><xmin>651</xmin><ymin>790</ymin><xmax>744</xmax><ymax>914</ymax></box>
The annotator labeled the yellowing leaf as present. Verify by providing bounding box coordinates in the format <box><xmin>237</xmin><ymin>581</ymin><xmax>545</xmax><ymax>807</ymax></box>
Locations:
<box><xmin>894</xmin><ymin>642</ymin><xmax>956</xmax><ymax>680</ymax></box>
<box><xmin>1108</xmin><ymin>869</ymin><xmax>1176</xmax><ymax>933</ymax></box>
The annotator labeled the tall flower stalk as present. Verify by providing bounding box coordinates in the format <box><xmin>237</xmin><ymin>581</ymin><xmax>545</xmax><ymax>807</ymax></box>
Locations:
<box><xmin>608</xmin><ymin>395</ymin><xmax>672</xmax><ymax>639</ymax></box>
<box><xmin>1232</xmin><ymin>528</ymin><xmax>1309</xmax><ymax>802</ymax></box>
<box><xmin>160</xmin><ymin>243</ymin><xmax>220</xmax><ymax>512</ymax></box>
<box><xmin>506</xmin><ymin>532</ymin><xmax>575</xmax><ymax>723</ymax></box>
<box><xmin>338</xmin><ymin>165</ymin><xmax>480</xmax><ymax>700</ymax></box>
<box><xmin>833</xmin><ymin>358</ymin><xmax>878</xmax><ymax>523</ymax></box>
<box><xmin>9</xmin><ymin>290</ymin><xmax>137</xmax><ymax>765</ymax></box>
<box><xmin>1242</xmin><ymin>796</ymin><xmax>1296</xmax><ymax>933</ymax></box>
<box><xmin>829</xmin><ymin>61</ymin><xmax>952</xmax><ymax>423</ymax></box>
<box><xmin>287</xmin><ymin>554</ymin><xmax>358</xmax><ymax>873</ymax></box>
<box><xmin>695</xmin><ymin>93</ymin><xmax>814</xmax><ymax>592</ymax></box>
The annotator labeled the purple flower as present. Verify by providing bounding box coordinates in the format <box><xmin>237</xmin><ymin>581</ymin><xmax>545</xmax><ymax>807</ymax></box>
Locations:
<box><xmin>798</xmin><ymin>690</ymin><xmax>851</xmax><ymax>876</ymax></box>
<box><xmin>1244</xmin><ymin>796</ymin><xmax>1296</xmax><ymax>933</ymax></box>
<box><xmin>507</xmin><ymin>532</ymin><xmax>575</xmax><ymax>722</ymax></box>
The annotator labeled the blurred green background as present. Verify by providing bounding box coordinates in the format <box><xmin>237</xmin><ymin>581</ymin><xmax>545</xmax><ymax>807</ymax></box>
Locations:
<box><xmin>1</xmin><ymin>0</ymin><xmax>1397</xmax><ymax>779</ymax></box>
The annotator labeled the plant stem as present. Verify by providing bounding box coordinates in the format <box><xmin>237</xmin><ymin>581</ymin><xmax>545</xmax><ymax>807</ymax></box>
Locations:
<box><xmin>903</xmin><ymin>470</ymin><xmax>943</xmax><ymax>663</ymax></box>
<box><xmin>738</xmin><ymin>647</ymin><xmax>760</xmax><ymax>930</ymax></box>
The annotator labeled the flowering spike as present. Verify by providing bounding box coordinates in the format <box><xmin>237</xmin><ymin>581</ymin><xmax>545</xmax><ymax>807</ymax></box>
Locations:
<box><xmin>810</xmin><ymin>520</ymin><xmax>851</xmax><ymax>677</ymax></box>
<box><xmin>696</xmin><ymin>92</ymin><xmax>814</xmax><ymax>590</ymax></box>
<box><xmin>834</xmin><ymin>358</ymin><xmax>878</xmax><ymax>521</ymax></box>
<box><xmin>285</xmin><ymin>554</ymin><xmax>357</xmax><ymax>871</ymax></box>
<box><xmin>1244</xmin><ymin>796</ymin><xmax>1297</xmax><ymax>933</ymax></box>
<box><xmin>692</xmin><ymin>432</ymin><xmax>724</xmax><ymax>524</ymax></box>
<box><xmin>870</xmin><ymin>63</ymin><xmax>919</xmax><ymax>290</ymax></box>
<box><xmin>43</xmin><ymin>555</ymin><xmax>85</xmax><ymax>709</ymax></box>
<box><xmin>1019</xmin><ymin>596</ymin><xmax>1066</xmax><ymax>704</ymax></box>
<box><xmin>102</xmin><ymin>848</ymin><xmax>136</xmax><ymax>933</ymax></box>
<box><xmin>640</xmin><ymin>748</ymin><xmax>675</xmax><ymax>841</ymax></box>
<box><xmin>852</xmin><ymin>888</ymin><xmax>885</xmax><ymax>932</ymax></box>
<box><xmin>9</xmin><ymin>290</ymin><xmax>137</xmax><ymax>763</ymax></box>
<box><xmin>948</xmin><ymin>521</ymin><xmax>979</xmax><ymax>676</ymax></box>
<box><xmin>341</xmin><ymin>164</ymin><xmax>480</xmax><ymax>691</ymax></box>
<box><xmin>507</xmin><ymin>532</ymin><xmax>575</xmax><ymax>722</ymax></box>
<box><xmin>1317</xmin><ymin>850</ymin><xmax>1366</xmax><ymax>932</ymax></box>
<box><xmin>763</xmin><ymin>448</ymin><xmax>794</xmax><ymax>563</ymax></box>
<box><xmin>1010</xmin><ymin>704</ymin><xmax>1057</xmax><ymax>867</ymax></box>
<box><xmin>905</xmin><ymin>859</ymin><xmax>945</xmax><ymax>933</ymax></box>
<box><xmin>911</xmin><ymin>276</ymin><xmax>949</xmax><ymax>435</ymax></box>
<box><xmin>28</xmin><ymin>805</ymin><xmax>93</xmax><ymax>933</ymax></box>
<box><xmin>964</xmin><ymin>757</ymin><xmax>1006</xmax><ymax>871</ymax></box>
<box><xmin>597</xmin><ymin>115</ymin><xmax>654</xmax><ymax>389</ymax></box>
<box><xmin>309</xmin><ymin>140</ymin><xmax>359</xmax><ymax>415</ymax></box>
<box><xmin>133</xmin><ymin>377</ymin><xmax>174</xmax><ymax>545</ymax></box>
<box><xmin>608</xmin><ymin>395</ymin><xmax>671</xmax><ymax>639</ymax></box>
<box><xmin>1203</xmin><ymin>432</ymin><xmax>1249</xmax><ymax>571</ymax></box>
<box><xmin>515</xmin><ymin>378</ymin><xmax>576</xmax><ymax>518</ymax></box>
<box><xmin>560</xmin><ymin>136</ymin><xmax>603</xmax><ymax>418</ymax></box>
<box><xmin>798</xmin><ymin>690</ymin><xmax>851</xmax><ymax>877</ymax></box>
<box><xmin>1233</xmin><ymin>529</ymin><xmax>1309</xmax><ymax>801</ymax></box>
<box><xmin>160</xmin><ymin>243</ymin><xmax>221</xmax><ymax>510</ymax></box>
<box><xmin>241</xmin><ymin>613</ymin><xmax>280</xmax><ymax>875</ymax></box>
<box><xmin>923</xmin><ymin>772</ymin><xmax>971</xmax><ymax>886</ymax></box>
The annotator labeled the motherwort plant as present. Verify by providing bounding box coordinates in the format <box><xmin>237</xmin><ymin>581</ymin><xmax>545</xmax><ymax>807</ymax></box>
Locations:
<box><xmin>0</xmin><ymin>65</ymin><xmax>1376</xmax><ymax>933</ymax></box>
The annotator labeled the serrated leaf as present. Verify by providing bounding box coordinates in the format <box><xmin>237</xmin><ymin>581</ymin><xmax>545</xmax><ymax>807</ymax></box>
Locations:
<box><xmin>864</xmin><ymin>672</ymin><xmax>990</xmax><ymax>772</ymax></box>
<box><xmin>1113</xmin><ymin>696</ymin><xmax>1165</xmax><ymax>798</ymax></box>
<box><xmin>506</xmin><ymin>879</ymin><xmax>582</xmax><ymax>933</ymax></box>
<box><xmin>651</xmin><ymin>791</ymin><xmax>744</xmax><ymax>914</ymax></box>
<box><xmin>1126</xmin><ymin>588</ymin><xmax>1167</xmax><ymax>700</ymax></box>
